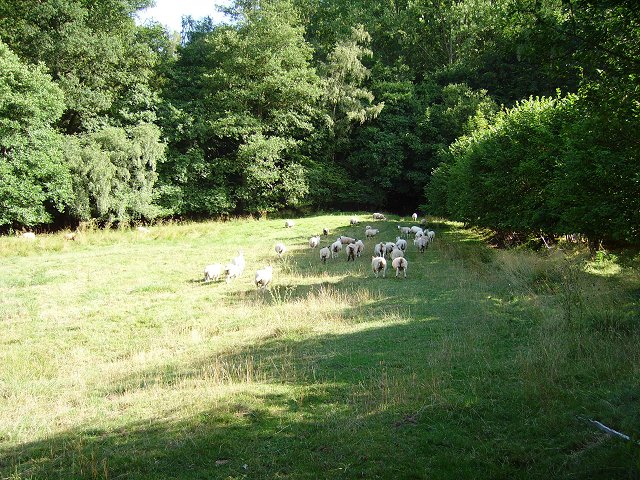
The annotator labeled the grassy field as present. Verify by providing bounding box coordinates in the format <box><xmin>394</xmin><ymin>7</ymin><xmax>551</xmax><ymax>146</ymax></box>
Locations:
<box><xmin>0</xmin><ymin>214</ymin><xmax>638</xmax><ymax>479</ymax></box>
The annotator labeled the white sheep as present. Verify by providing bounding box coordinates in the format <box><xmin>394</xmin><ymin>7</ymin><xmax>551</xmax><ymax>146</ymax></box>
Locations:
<box><xmin>395</xmin><ymin>237</ymin><xmax>407</xmax><ymax>252</ymax></box>
<box><xmin>411</xmin><ymin>213</ymin><xmax>418</xmax><ymax>221</ymax></box>
<box><xmin>365</xmin><ymin>228</ymin><xmax>379</xmax><ymax>238</ymax></box>
<box><xmin>384</xmin><ymin>242</ymin><xmax>396</xmax><ymax>257</ymax></box>
<box><xmin>224</xmin><ymin>263</ymin><xmax>242</xmax><ymax>283</ymax></box>
<box><xmin>275</xmin><ymin>242</ymin><xmax>287</xmax><ymax>258</ymax></box>
<box><xmin>426</xmin><ymin>230</ymin><xmax>436</xmax><ymax>242</ymax></box>
<box><xmin>330</xmin><ymin>239</ymin><xmax>342</xmax><ymax>258</ymax></box>
<box><xmin>390</xmin><ymin>247</ymin><xmax>404</xmax><ymax>260</ymax></box>
<box><xmin>415</xmin><ymin>236</ymin><xmax>428</xmax><ymax>253</ymax></box>
<box><xmin>374</xmin><ymin>242</ymin><xmax>385</xmax><ymax>258</ymax></box>
<box><xmin>255</xmin><ymin>265</ymin><xmax>273</xmax><ymax>289</ymax></box>
<box><xmin>309</xmin><ymin>235</ymin><xmax>320</xmax><ymax>248</ymax></box>
<box><xmin>204</xmin><ymin>263</ymin><xmax>223</xmax><ymax>282</ymax></box>
<box><xmin>350</xmin><ymin>217</ymin><xmax>360</xmax><ymax>225</ymax></box>
<box><xmin>392</xmin><ymin>257</ymin><xmax>408</xmax><ymax>278</ymax></box>
<box><xmin>231</xmin><ymin>250</ymin><xmax>245</xmax><ymax>271</ymax></box>
<box><xmin>320</xmin><ymin>246</ymin><xmax>331</xmax><ymax>263</ymax></box>
<box><xmin>340</xmin><ymin>235</ymin><xmax>356</xmax><ymax>245</ymax></box>
<box><xmin>397</xmin><ymin>226</ymin><xmax>411</xmax><ymax>237</ymax></box>
<box><xmin>372</xmin><ymin>212</ymin><xmax>386</xmax><ymax>220</ymax></box>
<box><xmin>285</xmin><ymin>220</ymin><xmax>295</xmax><ymax>228</ymax></box>
<box><xmin>410</xmin><ymin>226</ymin><xmax>423</xmax><ymax>235</ymax></box>
<box><xmin>20</xmin><ymin>232</ymin><xmax>36</xmax><ymax>240</ymax></box>
<box><xmin>354</xmin><ymin>239</ymin><xmax>364</xmax><ymax>257</ymax></box>
<box><xmin>371</xmin><ymin>256</ymin><xmax>387</xmax><ymax>278</ymax></box>
<box><xmin>346</xmin><ymin>243</ymin><xmax>357</xmax><ymax>262</ymax></box>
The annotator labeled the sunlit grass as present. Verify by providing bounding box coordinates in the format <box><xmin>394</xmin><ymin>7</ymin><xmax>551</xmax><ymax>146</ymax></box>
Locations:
<box><xmin>0</xmin><ymin>214</ymin><xmax>638</xmax><ymax>479</ymax></box>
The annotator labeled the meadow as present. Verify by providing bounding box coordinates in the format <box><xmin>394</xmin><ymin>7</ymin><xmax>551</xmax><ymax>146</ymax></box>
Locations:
<box><xmin>0</xmin><ymin>214</ymin><xmax>638</xmax><ymax>479</ymax></box>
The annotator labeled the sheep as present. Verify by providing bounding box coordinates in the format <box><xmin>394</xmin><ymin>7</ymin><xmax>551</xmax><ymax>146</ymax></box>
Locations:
<box><xmin>410</xmin><ymin>226</ymin><xmax>423</xmax><ymax>235</ymax></box>
<box><xmin>330</xmin><ymin>239</ymin><xmax>342</xmax><ymax>258</ymax></box>
<box><xmin>397</xmin><ymin>226</ymin><xmax>411</xmax><ymax>238</ymax></box>
<box><xmin>322</xmin><ymin>228</ymin><xmax>329</xmax><ymax>236</ymax></box>
<box><xmin>415</xmin><ymin>230</ymin><xmax>425</xmax><ymax>239</ymax></box>
<box><xmin>384</xmin><ymin>242</ymin><xmax>396</xmax><ymax>257</ymax></box>
<box><xmin>231</xmin><ymin>250</ymin><xmax>245</xmax><ymax>271</ymax></box>
<box><xmin>420</xmin><ymin>218</ymin><xmax>427</xmax><ymax>225</ymax></box>
<box><xmin>224</xmin><ymin>263</ymin><xmax>242</xmax><ymax>283</ymax></box>
<box><xmin>354</xmin><ymin>239</ymin><xmax>365</xmax><ymax>257</ymax></box>
<box><xmin>20</xmin><ymin>232</ymin><xmax>36</xmax><ymax>240</ymax></box>
<box><xmin>374</xmin><ymin>242</ymin><xmax>385</xmax><ymax>258</ymax></box>
<box><xmin>392</xmin><ymin>257</ymin><xmax>408</xmax><ymax>278</ymax></box>
<box><xmin>339</xmin><ymin>235</ymin><xmax>356</xmax><ymax>245</ymax></box>
<box><xmin>350</xmin><ymin>217</ymin><xmax>360</xmax><ymax>226</ymax></box>
<box><xmin>285</xmin><ymin>220</ymin><xmax>295</xmax><ymax>228</ymax></box>
<box><xmin>411</xmin><ymin>213</ymin><xmax>418</xmax><ymax>221</ymax></box>
<box><xmin>365</xmin><ymin>228</ymin><xmax>379</xmax><ymax>238</ymax></box>
<box><xmin>64</xmin><ymin>232</ymin><xmax>77</xmax><ymax>241</ymax></box>
<box><xmin>275</xmin><ymin>242</ymin><xmax>287</xmax><ymax>258</ymax></box>
<box><xmin>345</xmin><ymin>243</ymin><xmax>357</xmax><ymax>261</ymax></box>
<box><xmin>390</xmin><ymin>247</ymin><xmax>404</xmax><ymax>260</ymax></box>
<box><xmin>204</xmin><ymin>263</ymin><xmax>223</xmax><ymax>282</ymax></box>
<box><xmin>319</xmin><ymin>246</ymin><xmax>331</xmax><ymax>263</ymax></box>
<box><xmin>415</xmin><ymin>236</ymin><xmax>428</xmax><ymax>253</ymax></box>
<box><xmin>136</xmin><ymin>226</ymin><xmax>150</xmax><ymax>234</ymax></box>
<box><xmin>426</xmin><ymin>230</ymin><xmax>436</xmax><ymax>242</ymax></box>
<box><xmin>371</xmin><ymin>256</ymin><xmax>387</xmax><ymax>278</ymax></box>
<box><xmin>395</xmin><ymin>237</ymin><xmax>407</xmax><ymax>252</ymax></box>
<box><xmin>372</xmin><ymin>212</ymin><xmax>386</xmax><ymax>220</ymax></box>
<box><xmin>365</xmin><ymin>225</ymin><xmax>372</xmax><ymax>230</ymax></box>
<box><xmin>309</xmin><ymin>235</ymin><xmax>320</xmax><ymax>248</ymax></box>
<box><xmin>255</xmin><ymin>265</ymin><xmax>273</xmax><ymax>289</ymax></box>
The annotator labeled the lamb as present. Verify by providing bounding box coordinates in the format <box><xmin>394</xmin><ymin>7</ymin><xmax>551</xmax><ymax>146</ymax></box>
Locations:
<box><xmin>224</xmin><ymin>263</ymin><xmax>242</xmax><ymax>283</ymax></box>
<box><xmin>415</xmin><ymin>236</ymin><xmax>428</xmax><ymax>253</ymax></box>
<box><xmin>255</xmin><ymin>265</ymin><xmax>273</xmax><ymax>289</ymax></box>
<box><xmin>390</xmin><ymin>247</ymin><xmax>404</xmax><ymax>260</ymax></box>
<box><xmin>309</xmin><ymin>235</ymin><xmax>320</xmax><ymax>248</ymax></box>
<box><xmin>339</xmin><ymin>235</ymin><xmax>356</xmax><ymax>245</ymax></box>
<box><xmin>350</xmin><ymin>217</ymin><xmax>360</xmax><ymax>226</ymax></box>
<box><xmin>319</xmin><ymin>246</ymin><xmax>331</xmax><ymax>263</ymax></box>
<box><xmin>354</xmin><ymin>239</ymin><xmax>365</xmax><ymax>257</ymax></box>
<box><xmin>204</xmin><ymin>263</ymin><xmax>223</xmax><ymax>282</ymax></box>
<box><xmin>365</xmin><ymin>228</ymin><xmax>379</xmax><ymax>238</ymax></box>
<box><xmin>20</xmin><ymin>232</ymin><xmax>36</xmax><ymax>240</ymax></box>
<box><xmin>392</xmin><ymin>257</ymin><xmax>408</xmax><ymax>278</ymax></box>
<box><xmin>285</xmin><ymin>220</ymin><xmax>295</xmax><ymax>228</ymax></box>
<box><xmin>275</xmin><ymin>242</ymin><xmax>287</xmax><ymax>258</ymax></box>
<box><xmin>374</xmin><ymin>242</ymin><xmax>385</xmax><ymax>258</ymax></box>
<box><xmin>330</xmin><ymin>239</ymin><xmax>342</xmax><ymax>258</ymax></box>
<box><xmin>346</xmin><ymin>243</ymin><xmax>357</xmax><ymax>262</ymax></box>
<box><xmin>395</xmin><ymin>237</ymin><xmax>407</xmax><ymax>252</ymax></box>
<box><xmin>371</xmin><ymin>256</ymin><xmax>387</xmax><ymax>278</ymax></box>
<box><xmin>397</xmin><ymin>226</ymin><xmax>411</xmax><ymax>237</ymax></box>
<box><xmin>411</xmin><ymin>213</ymin><xmax>418</xmax><ymax>221</ymax></box>
<box><xmin>372</xmin><ymin>212</ymin><xmax>387</xmax><ymax>220</ymax></box>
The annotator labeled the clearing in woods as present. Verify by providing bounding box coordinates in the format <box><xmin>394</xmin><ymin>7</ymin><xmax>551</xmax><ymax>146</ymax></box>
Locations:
<box><xmin>0</xmin><ymin>214</ymin><xmax>638</xmax><ymax>479</ymax></box>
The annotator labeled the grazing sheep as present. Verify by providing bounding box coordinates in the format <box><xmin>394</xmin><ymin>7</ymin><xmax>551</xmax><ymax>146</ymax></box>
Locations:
<box><xmin>224</xmin><ymin>263</ymin><xmax>242</xmax><ymax>283</ymax></box>
<box><xmin>20</xmin><ymin>232</ymin><xmax>36</xmax><ymax>240</ymax></box>
<box><xmin>346</xmin><ymin>243</ymin><xmax>357</xmax><ymax>262</ymax></box>
<box><xmin>330</xmin><ymin>239</ymin><xmax>342</xmax><ymax>258</ymax></box>
<box><xmin>309</xmin><ymin>235</ymin><xmax>320</xmax><ymax>248</ymax></box>
<box><xmin>285</xmin><ymin>220</ymin><xmax>295</xmax><ymax>228</ymax></box>
<box><xmin>374</xmin><ymin>242</ymin><xmax>385</xmax><ymax>258</ymax></box>
<box><xmin>339</xmin><ymin>235</ymin><xmax>356</xmax><ymax>245</ymax></box>
<box><xmin>415</xmin><ymin>230</ymin><xmax>425</xmax><ymax>239</ymax></box>
<box><xmin>255</xmin><ymin>265</ymin><xmax>273</xmax><ymax>289</ymax></box>
<box><xmin>275</xmin><ymin>242</ymin><xmax>287</xmax><ymax>258</ymax></box>
<box><xmin>392</xmin><ymin>257</ymin><xmax>408</xmax><ymax>278</ymax></box>
<box><xmin>320</xmin><ymin>246</ymin><xmax>331</xmax><ymax>263</ymax></box>
<box><xmin>426</xmin><ymin>230</ymin><xmax>436</xmax><ymax>242</ymax></box>
<box><xmin>410</xmin><ymin>226</ymin><xmax>423</xmax><ymax>236</ymax></box>
<box><xmin>415</xmin><ymin>236</ymin><xmax>428</xmax><ymax>253</ymax></box>
<box><xmin>365</xmin><ymin>228</ymin><xmax>379</xmax><ymax>238</ymax></box>
<box><xmin>354</xmin><ymin>239</ymin><xmax>365</xmax><ymax>257</ymax></box>
<box><xmin>397</xmin><ymin>226</ymin><xmax>411</xmax><ymax>238</ymax></box>
<box><xmin>420</xmin><ymin>218</ymin><xmax>427</xmax><ymax>225</ymax></box>
<box><xmin>390</xmin><ymin>247</ymin><xmax>404</xmax><ymax>260</ymax></box>
<box><xmin>372</xmin><ymin>212</ymin><xmax>386</xmax><ymax>220</ymax></box>
<box><xmin>395</xmin><ymin>237</ymin><xmax>407</xmax><ymax>252</ymax></box>
<box><xmin>384</xmin><ymin>242</ymin><xmax>396</xmax><ymax>257</ymax></box>
<box><xmin>204</xmin><ymin>263</ymin><xmax>223</xmax><ymax>282</ymax></box>
<box><xmin>411</xmin><ymin>213</ymin><xmax>418</xmax><ymax>221</ymax></box>
<box><xmin>322</xmin><ymin>228</ymin><xmax>329</xmax><ymax>236</ymax></box>
<box><xmin>371</xmin><ymin>256</ymin><xmax>387</xmax><ymax>278</ymax></box>
<box><xmin>350</xmin><ymin>217</ymin><xmax>360</xmax><ymax>226</ymax></box>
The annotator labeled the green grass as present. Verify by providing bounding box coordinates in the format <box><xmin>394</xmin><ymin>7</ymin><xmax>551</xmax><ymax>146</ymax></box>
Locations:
<box><xmin>0</xmin><ymin>214</ymin><xmax>638</xmax><ymax>479</ymax></box>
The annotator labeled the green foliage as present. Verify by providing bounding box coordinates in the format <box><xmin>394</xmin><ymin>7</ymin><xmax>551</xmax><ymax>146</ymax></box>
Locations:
<box><xmin>0</xmin><ymin>40</ymin><xmax>72</xmax><ymax>227</ymax></box>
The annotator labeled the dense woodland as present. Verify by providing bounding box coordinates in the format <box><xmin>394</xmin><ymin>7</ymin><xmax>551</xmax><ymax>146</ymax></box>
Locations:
<box><xmin>0</xmin><ymin>0</ymin><xmax>638</xmax><ymax>246</ymax></box>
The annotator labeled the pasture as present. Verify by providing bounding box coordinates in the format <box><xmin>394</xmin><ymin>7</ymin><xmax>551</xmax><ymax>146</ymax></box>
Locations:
<box><xmin>0</xmin><ymin>214</ymin><xmax>638</xmax><ymax>479</ymax></box>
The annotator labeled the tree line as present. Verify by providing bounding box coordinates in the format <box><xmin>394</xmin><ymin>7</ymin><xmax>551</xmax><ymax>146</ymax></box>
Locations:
<box><xmin>0</xmin><ymin>0</ymin><xmax>637</xmax><ymax>245</ymax></box>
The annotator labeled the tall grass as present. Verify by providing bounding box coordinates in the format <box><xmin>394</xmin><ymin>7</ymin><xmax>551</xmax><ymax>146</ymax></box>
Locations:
<box><xmin>0</xmin><ymin>215</ymin><xmax>638</xmax><ymax>479</ymax></box>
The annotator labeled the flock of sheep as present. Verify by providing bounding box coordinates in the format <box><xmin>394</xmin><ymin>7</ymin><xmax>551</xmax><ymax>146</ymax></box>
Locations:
<box><xmin>203</xmin><ymin>212</ymin><xmax>436</xmax><ymax>289</ymax></box>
